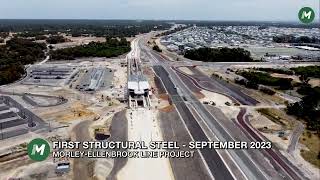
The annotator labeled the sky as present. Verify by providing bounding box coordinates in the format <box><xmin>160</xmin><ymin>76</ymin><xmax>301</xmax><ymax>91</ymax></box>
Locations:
<box><xmin>0</xmin><ymin>0</ymin><xmax>319</xmax><ymax>22</ymax></box>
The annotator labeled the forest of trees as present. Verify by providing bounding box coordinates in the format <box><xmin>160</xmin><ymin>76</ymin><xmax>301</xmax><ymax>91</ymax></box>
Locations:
<box><xmin>0</xmin><ymin>38</ymin><xmax>46</xmax><ymax>85</ymax></box>
<box><xmin>237</xmin><ymin>71</ymin><xmax>293</xmax><ymax>90</ymax></box>
<box><xmin>46</xmin><ymin>35</ymin><xmax>67</xmax><ymax>44</ymax></box>
<box><xmin>50</xmin><ymin>37</ymin><xmax>130</xmax><ymax>60</ymax></box>
<box><xmin>0</xmin><ymin>32</ymin><xmax>9</xmax><ymax>39</ymax></box>
<box><xmin>184</xmin><ymin>47</ymin><xmax>253</xmax><ymax>62</ymax></box>
<box><xmin>287</xmin><ymin>86</ymin><xmax>320</xmax><ymax>133</ymax></box>
<box><xmin>0</xmin><ymin>20</ymin><xmax>171</xmax><ymax>38</ymax></box>
<box><xmin>156</xmin><ymin>25</ymin><xmax>190</xmax><ymax>37</ymax></box>
<box><xmin>290</xmin><ymin>66</ymin><xmax>320</xmax><ymax>78</ymax></box>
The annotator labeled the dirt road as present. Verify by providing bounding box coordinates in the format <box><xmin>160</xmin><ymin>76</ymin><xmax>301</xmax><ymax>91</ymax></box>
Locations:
<box><xmin>72</xmin><ymin>120</ymin><xmax>94</xmax><ymax>180</ymax></box>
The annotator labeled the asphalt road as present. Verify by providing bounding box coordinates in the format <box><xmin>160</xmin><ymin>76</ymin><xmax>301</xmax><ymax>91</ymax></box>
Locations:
<box><xmin>237</xmin><ymin>109</ymin><xmax>306</xmax><ymax>180</ymax></box>
<box><xmin>151</xmin><ymin>62</ymin><xmax>268</xmax><ymax>179</ymax></box>
<box><xmin>153</xmin><ymin>65</ymin><xmax>234</xmax><ymax>180</ymax></box>
<box><xmin>159</xmin><ymin>109</ymin><xmax>212</xmax><ymax>180</ymax></box>
<box><xmin>140</xmin><ymin>36</ymin><xmax>305</xmax><ymax>180</ymax></box>
<box><xmin>174</xmin><ymin>67</ymin><xmax>259</xmax><ymax>105</ymax></box>
<box><xmin>140</xmin><ymin>38</ymin><xmax>266</xmax><ymax>179</ymax></box>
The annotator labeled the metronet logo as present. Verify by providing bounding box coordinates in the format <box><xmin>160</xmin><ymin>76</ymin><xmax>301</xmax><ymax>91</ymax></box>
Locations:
<box><xmin>298</xmin><ymin>7</ymin><xmax>315</xmax><ymax>24</ymax></box>
<box><xmin>27</xmin><ymin>138</ymin><xmax>51</xmax><ymax>161</ymax></box>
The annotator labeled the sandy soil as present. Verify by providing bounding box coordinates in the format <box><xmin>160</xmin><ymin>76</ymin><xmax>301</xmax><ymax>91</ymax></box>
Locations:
<box><xmin>308</xmin><ymin>78</ymin><xmax>320</xmax><ymax>87</ymax></box>
<box><xmin>198</xmin><ymin>66</ymin><xmax>235</xmax><ymax>81</ymax></box>
<box><xmin>271</xmin><ymin>73</ymin><xmax>300</xmax><ymax>83</ymax></box>
<box><xmin>53</xmin><ymin>36</ymin><xmax>106</xmax><ymax>49</ymax></box>
<box><xmin>116</xmin><ymin>109</ymin><xmax>174</xmax><ymax>180</ymax></box>
<box><xmin>250</xmin><ymin>110</ymin><xmax>284</xmax><ymax>131</ymax></box>
<box><xmin>199</xmin><ymin>90</ymin><xmax>233</xmax><ymax>106</ymax></box>
<box><xmin>219</xmin><ymin>106</ymin><xmax>241</xmax><ymax>120</ymax></box>
<box><xmin>89</xmin><ymin>108</ymin><xmax>125</xmax><ymax>180</ymax></box>
<box><xmin>287</xmin><ymin>145</ymin><xmax>320</xmax><ymax>179</ymax></box>
<box><xmin>5</xmin><ymin>161</ymin><xmax>59</xmax><ymax>179</ymax></box>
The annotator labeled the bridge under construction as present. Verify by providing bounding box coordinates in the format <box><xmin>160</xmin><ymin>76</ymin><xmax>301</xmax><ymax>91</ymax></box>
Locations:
<box><xmin>127</xmin><ymin>38</ymin><xmax>151</xmax><ymax>108</ymax></box>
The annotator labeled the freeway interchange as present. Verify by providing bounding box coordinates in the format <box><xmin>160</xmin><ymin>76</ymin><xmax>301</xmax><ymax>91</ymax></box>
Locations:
<box><xmin>135</xmin><ymin>34</ymin><xmax>307</xmax><ymax>180</ymax></box>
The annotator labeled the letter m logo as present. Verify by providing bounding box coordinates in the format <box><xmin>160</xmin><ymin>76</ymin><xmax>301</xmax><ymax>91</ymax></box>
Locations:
<box><xmin>32</xmin><ymin>144</ymin><xmax>46</xmax><ymax>156</ymax></box>
<box><xmin>301</xmin><ymin>11</ymin><xmax>312</xmax><ymax>19</ymax></box>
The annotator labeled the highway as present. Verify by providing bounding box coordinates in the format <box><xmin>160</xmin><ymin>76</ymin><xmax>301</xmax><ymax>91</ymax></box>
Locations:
<box><xmin>136</xmin><ymin>34</ymin><xmax>307</xmax><ymax>180</ymax></box>
<box><xmin>173</xmin><ymin>66</ymin><xmax>259</xmax><ymax>105</ymax></box>
<box><xmin>152</xmin><ymin>63</ymin><xmax>269</xmax><ymax>180</ymax></box>
<box><xmin>153</xmin><ymin>65</ymin><xmax>234</xmax><ymax>180</ymax></box>
<box><xmin>143</xmin><ymin>42</ymin><xmax>268</xmax><ymax>179</ymax></box>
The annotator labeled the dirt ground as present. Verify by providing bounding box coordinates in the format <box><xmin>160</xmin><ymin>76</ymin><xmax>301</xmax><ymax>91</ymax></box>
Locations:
<box><xmin>199</xmin><ymin>90</ymin><xmax>233</xmax><ymax>106</ymax></box>
<box><xmin>53</xmin><ymin>36</ymin><xmax>106</xmax><ymax>49</ymax></box>
<box><xmin>116</xmin><ymin>109</ymin><xmax>174</xmax><ymax>180</ymax></box>
<box><xmin>249</xmin><ymin>108</ymin><xmax>320</xmax><ymax>179</ymax></box>
<box><xmin>308</xmin><ymin>78</ymin><xmax>320</xmax><ymax>88</ymax></box>
<box><xmin>299</xmin><ymin>131</ymin><xmax>320</xmax><ymax>169</ymax></box>
<box><xmin>270</xmin><ymin>73</ymin><xmax>301</xmax><ymax>83</ymax></box>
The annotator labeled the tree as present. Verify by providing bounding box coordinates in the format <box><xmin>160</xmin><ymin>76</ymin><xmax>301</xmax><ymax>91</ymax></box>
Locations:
<box><xmin>46</xmin><ymin>35</ymin><xmax>67</xmax><ymax>44</ymax></box>
<box><xmin>153</xmin><ymin>45</ymin><xmax>162</xmax><ymax>52</ymax></box>
<box><xmin>0</xmin><ymin>38</ymin><xmax>45</xmax><ymax>85</ymax></box>
<box><xmin>184</xmin><ymin>47</ymin><xmax>253</xmax><ymax>62</ymax></box>
<box><xmin>50</xmin><ymin>38</ymin><xmax>131</xmax><ymax>60</ymax></box>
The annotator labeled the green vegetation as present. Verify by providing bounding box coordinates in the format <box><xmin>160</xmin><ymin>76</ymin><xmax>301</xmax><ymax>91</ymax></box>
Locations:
<box><xmin>300</xmin><ymin>131</ymin><xmax>320</xmax><ymax>168</ymax></box>
<box><xmin>16</xmin><ymin>31</ymin><xmax>57</xmax><ymax>38</ymax></box>
<box><xmin>152</xmin><ymin>45</ymin><xmax>162</xmax><ymax>52</ymax></box>
<box><xmin>184</xmin><ymin>47</ymin><xmax>253</xmax><ymax>62</ymax></box>
<box><xmin>257</xmin><ymin>108</ymin><xmax>286</xmax><ymax>126</ymax></box>
<box><xmin>297</xmin><ymin>84</ymin><xmax>315</xmax><ymax>95</ymax></box>
<box><xmin>253</xmin><ymin>66</ymin><xmax>320</xmax><ymax>79</ymax></box>
<box><xmin>238</xmin><ymin>71</ymin><xmax>293</xmax><ymax>90</ymax></box>
<box><xmin>287</xmin><ymin>86</ymin><xmax>320</xmax><ymax>133</ymax></box>
<box><xmin>0</xmin><ymin>38</ymin><xmax>46</xmax><ymax>85</ymax></box>
<box><xmin>0</xmin><ymin>32</ymin><xmax>8</xmax><ymax>39</ymax></box>
<box><xmin>50</xmin><ymin>37</ymin><xmax>130</xmax><ymax>60</ymax></box>
<box><xmin>35</xmin><ymin>35</ymin><xmax>47</xmax><ymax>40</ymax></box>
<box><xmin>259</xmin><ymin>86</ymin><xmax>276</xmax><ymax>95</ymax></box>
<box><xmin>291</xmin><ymin>66</ymin><xmax>320</xmax><ymax>78</ymax></box>
<box><xmin>0</xmin><ymin>20</ymin><xmax>171</xmax><ymax>38</ymax></box>
<box><xmin>46</xmin><ymin>35</ymin><xmax>66</xmax><ymax>44</ymax></box>
<box><xmin>255</xmin><ymin>67</ymin><xmax>294</xmax><ymax>75</ymax></box>
<box><xmin>235</xmin><ymin>78</ymin><xmax>259</xmax><ymax>89</ymax></box>
<box><xmin>156</xmin><ymin>25</ymin><xmax>190</xmax><ymax>37</ymax></box>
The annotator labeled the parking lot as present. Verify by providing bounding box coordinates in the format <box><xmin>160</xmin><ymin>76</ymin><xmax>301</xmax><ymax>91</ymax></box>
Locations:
<box><xmin>22</xmin><ymin>65</ymin><xmax>77</xmax><ymax>86</ymax></box>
